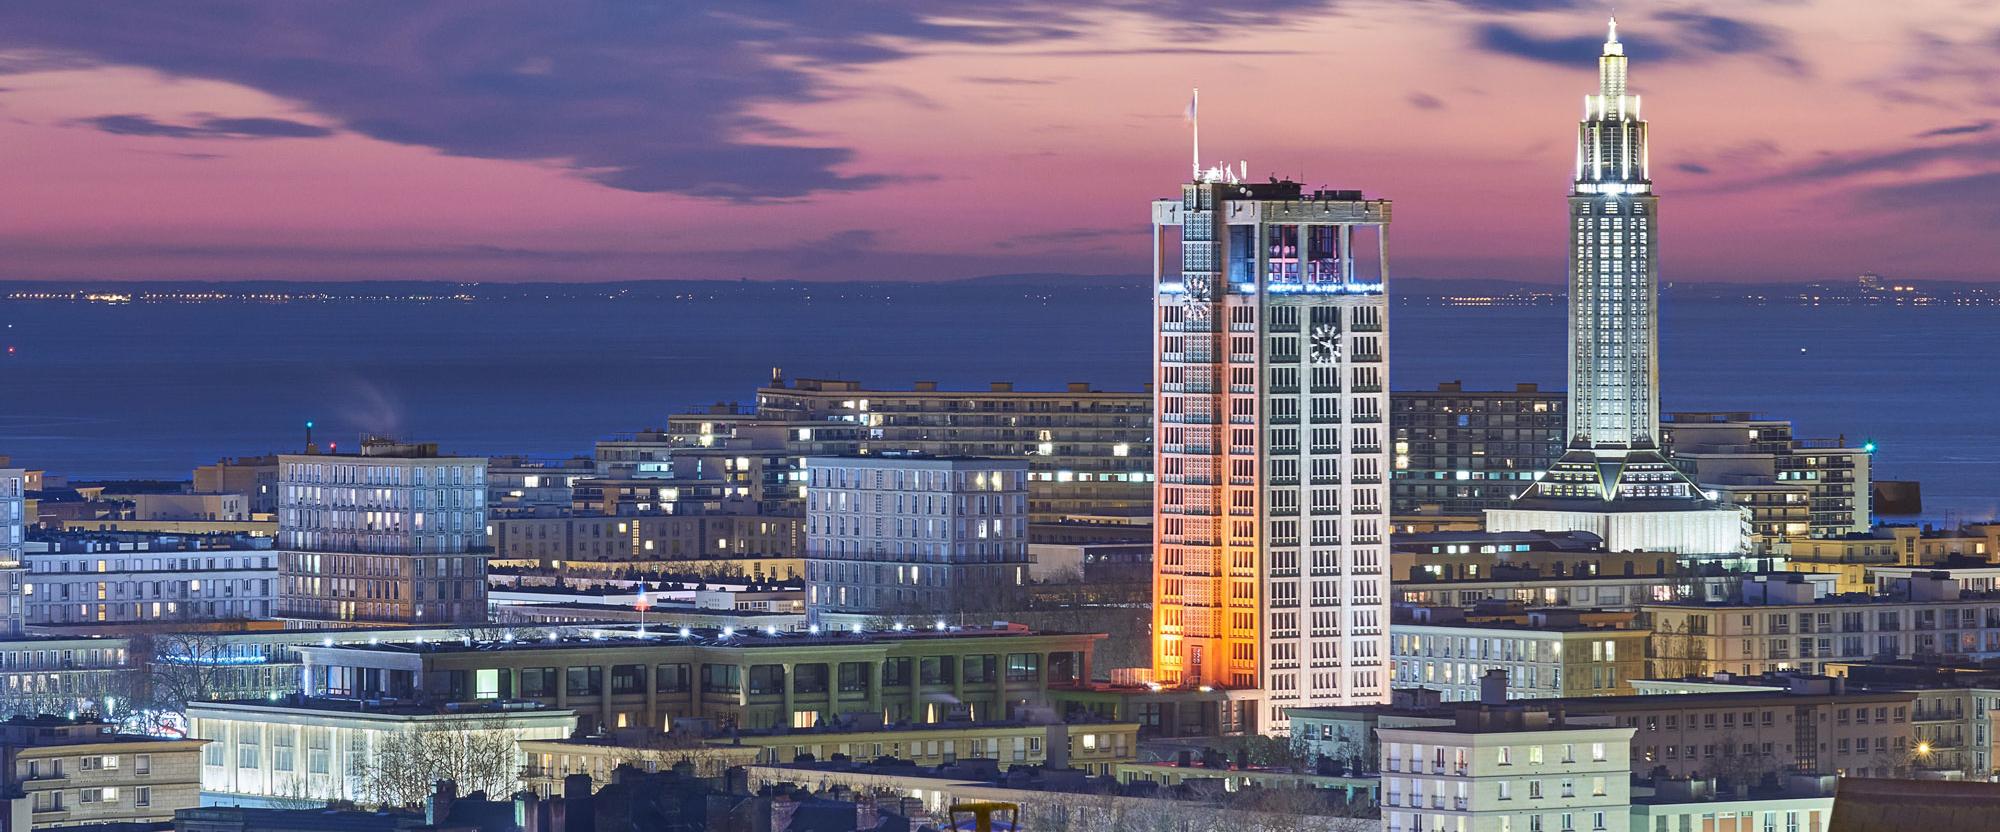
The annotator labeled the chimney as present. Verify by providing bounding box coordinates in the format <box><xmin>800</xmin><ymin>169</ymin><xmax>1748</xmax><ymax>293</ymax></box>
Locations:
<box><xmin>428</xmin><ymin>780</ymin><xmax>458</xmax><ymax>826</ymax></box>
<box><xmin>1067</xmin><ymin>382</ymin><xmax>1091</xmax><ymax>393</ymax></box>
<box><xmin>1516</xmin><ymin>383</ymin><xmax>1540</xmax><ymax>393</ymax></box>
<box><xmin>1480</xmin><ymin>669</ymin><xmax>1509</xmax><ymax>706</ymax></box>
<box><xmin>914</xmin><ymin>381</ymin><xmax>938</xmax><ymax>392</ymax></box>
<box><xmin>1438</xmin><ymin>381</ymin><xmax>1463</xmax><ymax>392</ymax></box>
<box><xmin>515</xmin><ymin>791</ymin><xmax>541</xmax><ymax>832</ymax></box>
<box><xmin>563</xmin><ymin>773</ymin><xmax>595</xmax><ymax>832</ymax></box>
<box><xmin>990</xmin><ymin>382</ymin><xmax>1014</xmax><ymax>392</ymax></box>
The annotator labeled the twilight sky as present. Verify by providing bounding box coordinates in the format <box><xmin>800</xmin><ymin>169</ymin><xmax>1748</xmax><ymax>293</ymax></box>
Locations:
<box><xmin>0</xmin><ymin>2</ymin><xmax>1997</xmax><ymax>283</ymax></box>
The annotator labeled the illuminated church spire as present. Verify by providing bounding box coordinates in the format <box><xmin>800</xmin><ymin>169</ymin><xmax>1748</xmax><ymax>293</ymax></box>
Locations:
<box><xmin>1490</xmin><ymin>20</ymin><xmax>1745</xmax><ymax>560</ymax></box>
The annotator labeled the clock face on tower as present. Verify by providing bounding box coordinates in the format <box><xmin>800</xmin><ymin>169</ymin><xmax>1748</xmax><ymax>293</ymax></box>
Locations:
<box><xmin>1309</xmin><ymin>323</ymin><xmax>1339</xmax><ymax>364</ymax></box>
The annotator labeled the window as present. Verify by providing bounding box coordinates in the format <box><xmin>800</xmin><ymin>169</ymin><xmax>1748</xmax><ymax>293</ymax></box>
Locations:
<box><xmin>920</xmin><ymin>656</ymin><xmax>955</xmax><ymax>685</ymax></box>
<box><xmin>794</xmin><ymin>663</ymin><xmax>829</xmax><ymax>694</ymax></box>
<box><xmin>883</xmin><ymin>658</ymin><xmax>913</xmax><ymax>687</ymax></box>
<box><xmin>520</xmin><ymin>667</ymin><xmax>558</xmax><ymax>698</ymax></box>
<box><xmin>136</xmin><ymin>786</ymin><xmax>151</xmax><ymax>807</ymax></box>
<box><xmin>701</xmin><ymin>664</ymin><xmax>741</xmax><ymax>694</ymax></box>
<box><xmin>1529</xmin><ymin>745</ymin><xmax>1544</xmax><ymax>764</ymax></box>
<box><xmin>474</xmin><ymin>668</ymin><xmax>503</xmax><ymax>699</ymax></box>
<box><xmin>80</xmin><ymin>787</ymin><xmax>119</xmax><ymax>803</ymax></box>
<box><xmin>1591</xmin><ymin>742</ymin><xmax>1606</xmax><ymax>762</ymax></box>
<box><xmin>656</xmin><ymin>663</ymin><xmax>692</xmax><ymax>693</ymax></box>
<box><xmin>307</xmin><ymin>727</ymin><xmax>330</xmax><ymax>774</ymax></box>
<box><xmin>748</xmin><ymin>665</ymin><xmax>787</xmax><ymax>696</ymax></box>
<box><xmin>136</xmin><ymin>754</ymin><xmax>150</xmax><ymax>775</ymax></box>
<box><xmin>610</xmin><ymin>664</ymin><xmax>645</xmax><ymax>695</ymax></box>
<box><xmin>1006</xmin><ymin>653</ymin><xmax>1041</xmax><ymax>682</ymax></box>
<box><xmin>566</xmin><ymin>665</ymin><xmax>603</xmax><ymax>696</ymax></box>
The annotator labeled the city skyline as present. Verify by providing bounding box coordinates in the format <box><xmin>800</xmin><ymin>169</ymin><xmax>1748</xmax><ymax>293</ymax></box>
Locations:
<box><xmin>0</xmin><ymin>3</ymin><xmax>1994</xmax><ymax>283</ymax></box>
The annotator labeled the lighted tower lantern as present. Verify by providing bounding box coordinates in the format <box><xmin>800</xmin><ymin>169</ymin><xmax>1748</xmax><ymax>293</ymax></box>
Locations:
<box><xmin>1488</xmin><ymin>21</ymin><xmax>1746</xmax><ymax>560</ymax></box>
<box><xmin>1150</xmin><ymin>150</ymin><xmax>1395</xmax><ymax>732</ymax></box>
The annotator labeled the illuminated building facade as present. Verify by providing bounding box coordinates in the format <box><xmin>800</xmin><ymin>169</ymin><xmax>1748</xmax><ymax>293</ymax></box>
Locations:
<box><xmin>735</xmin><ymin>377</ymin><xmax>1152</xmax><ymax>526</ymax></box>
<box><xmin>1391</xmin><ymin>382</ymin><xmax>1566</xmax><ymax>515</ymax></box>
<box><xmin>1487</xmin><ymin>21</ymin><xmax>1744</xmax><ymax>558</ymax></box>
<box><xmin>1151</xmin><ymin>171</ymin><xmax>1392</xmax><ymax>730</ymax></box>
<box><xmin>275</xmin><ymin>439</ymin><xmax>489</xmax><ymax>625</ymax></box>
<box><xmin>1660</xmin><ymin>412</ymin><xmax>1872</xmax><ymax>550</ymax></box>
<box><xmin>0</xmin><ymin>467</ymin><xmax>21</xmax><ymax>635</ymax></box>
<box><xmin>803</xmin><ymin>454</ymin><xmax>1029</xmax><ymax>622</ymax></box>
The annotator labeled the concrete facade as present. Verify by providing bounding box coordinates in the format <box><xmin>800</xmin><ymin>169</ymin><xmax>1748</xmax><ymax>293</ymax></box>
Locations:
<box><xmin>803</xmin><ymin>455</ymin><xmax>1028</xmax><ymax>621</ymax></box>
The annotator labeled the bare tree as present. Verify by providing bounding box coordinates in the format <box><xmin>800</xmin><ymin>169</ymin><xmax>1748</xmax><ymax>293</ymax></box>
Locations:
<box><xmin>360</xmin><ymin>715</ymin><xmax>525</xmax><ymax>808</ymax></box>
<box><xmin>1647</xmin><ymin>619</ymin><xmax>1709</xmax><ymax>680</ymax></box>
<box><xmin>142</xmin><ymin>632</ymin><xmax>240</xmax><ymax>716</ymax></box>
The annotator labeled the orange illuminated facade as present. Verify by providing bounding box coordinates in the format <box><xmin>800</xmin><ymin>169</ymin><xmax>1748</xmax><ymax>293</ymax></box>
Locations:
<box><xmin>1151</xmin><ymin>174</ymin><xmax>1394</xmax><ymax>731</ymax></box>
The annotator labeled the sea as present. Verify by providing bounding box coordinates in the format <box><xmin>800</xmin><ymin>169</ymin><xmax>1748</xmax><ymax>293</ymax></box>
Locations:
<box><xmin>1</xmin><ymin>283</ymin><xmax>1995</xmax><ymax>523</ymax></box>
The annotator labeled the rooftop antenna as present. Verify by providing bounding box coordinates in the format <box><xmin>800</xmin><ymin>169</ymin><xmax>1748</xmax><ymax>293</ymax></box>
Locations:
<box><xmin>1185</xmin><ymin>87</ymin><xmax>1200</xmax><ymax>179</ymax></box>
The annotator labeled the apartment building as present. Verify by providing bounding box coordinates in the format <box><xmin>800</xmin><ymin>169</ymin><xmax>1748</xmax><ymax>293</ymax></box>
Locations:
<box><xmin>1391</xmin><ymin>607</ymin><xmax>1650</xmax><ymax>700</ymax></box>
<box><xmin>1786</xmin><ymin>524</ymin><xmax>2000</xmax><ymax>594</ymax></box>
<box><xmin>1661</xmin><ymin>412</ymin><xmax>1871</xmax><ymax>549</ymax></box>
<box><xmin>1376</xmin><ymin>691</ymin><xmax>1636</xmax><ymax>832</ymax></box>
<box><xmin>1643</xmin><ymin>573</ymin><xmax>2000</xmax><ymax>678</ymax></box>
<box><xmin>733</xmin><ymin>376</ymin><xmax>1153</xmax><ymax>525</ymax></box>
<box><xmin>485</xmin><ymin>455</ymin><xmax>594</xmax><ymax>519</ymax></box>
<box><xmin>0</xmin><ymin>715</ymin><xmax>206</xmax><ymax>829</ymax></box>
<box><xmin>22</xmin><ymin>545</ymin><xmax>276</xmax><ymax>625</ymax></box>
<box><xmin>1391</xmin><ymin>382</ymin><xmax>1566</xmax><ymax>516</ymax></box>
<box><xmin>0</xmin><ymin>469</ymin><xmax>23</xmax><ymax>636</ymax></box>
<box><xmin>276</xmin><ymin>439</ymin><xmax>487</xmax><ymax>625</ymax></box>
<box><xmin>193</xmin><ymin>456</ymin><xmax>281</xmax><ymax>515</ymax></box>
<box><xmin>490</xmin><ymin>513</ymin><xmax>801</xmax><ymax>578</ymax></box>
<box><xmin>803</xmin><ymin>455</ymin><xmax>1028</xmax><ymax>621</ymax></box>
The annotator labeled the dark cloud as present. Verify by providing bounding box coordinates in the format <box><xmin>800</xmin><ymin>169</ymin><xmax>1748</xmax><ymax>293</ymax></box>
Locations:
<box><xmin>960</xmin><ymin>76</ymin><xmax>1063</xmax><ymax>86</ymax></box>
<box><xmin>1915</xmin><ymin>120</ymin><xmax>1995</xmax><ymax>138</ymax></box>
<box><xmin>1455</xmin><ymin>0</ymin><xmax>1584</xmax><ymax>9</ymax></box>
<box><xmin>1675</xmin><ymin>161</ymin><xmax>1712</xmax><ymax>175</ymax></box>
<box><xmin>1473</xmin><ymin>25</ymin><xmax>1636</xmax><ymax>65</ymax></box>
<box><xmin>1780</xmin><ymin>138</ymin><xmax>2000</xmax><ymax>182</ymax></box>
<box><xmin>1407</xmin><ymin>92</ymin><xmax>1445</xmax><ymax>110</ymax></box>
<box><xmin>81</xmin><ymin>113</ymin><xmax>334</xmax><ymax>139</ymax></box>
<box><xmin>1475</xmin><ymin>12</ymin><xmax>1802</xmax><ymax>74</ymax></box>
<box><xmin>1855</xmin><ymin>171</ymin><xmax>2000</xmax><ymax>227</ymax></box>
<box><xmin>0</xmin><ymin>1</ymin><xmax>1342</xmax><ymax>202</ymax></box>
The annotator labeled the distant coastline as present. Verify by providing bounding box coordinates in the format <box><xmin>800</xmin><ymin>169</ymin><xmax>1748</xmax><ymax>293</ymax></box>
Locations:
<box><xmin>2</xmin><ymin>275</ymin><xmax>1994</xmax><ymax>306</ymax></box>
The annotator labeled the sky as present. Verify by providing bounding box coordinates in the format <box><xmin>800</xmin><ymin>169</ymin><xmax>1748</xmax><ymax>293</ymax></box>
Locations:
<box><xmin>0</xmin><ymin>1</ymin><xmax>1997</xmax><ymax>284</ymax></box>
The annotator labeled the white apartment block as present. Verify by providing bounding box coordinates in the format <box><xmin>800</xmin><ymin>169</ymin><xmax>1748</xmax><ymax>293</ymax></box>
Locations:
<box><xmin>1380</xmin><ymin>700</ymin><xmax>1636</xmax><ymax>832</ymax></box>
<box><xmin>1151</xmin><ymin>174</ymin><xmax>1392</xmax><ymax>731</ymax></box>
<box><xmin>1391</xmin><ymin>616</ymin><xmax>1650</xmax><ymax>701</ymax></box>
<box><xmin>276</xmin><ymin>439</ymin><xmax>488</xmax><ymax>625</ymax></box>
<box><xmin>803</xmin><ymin>455</ymin><xmax>1028</xmax><ymax>621</ymax></box>
<box><xmin>22</xmin><ymin>548</ymin><xmax>276</xmax><ymax>625</ymax></box>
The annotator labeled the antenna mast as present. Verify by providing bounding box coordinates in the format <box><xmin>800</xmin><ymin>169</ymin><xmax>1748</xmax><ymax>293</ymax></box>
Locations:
<box><xmin>1189</xmin><ymin>87</ymin><xmax>1201</xmax><ymax>179</ymax></box>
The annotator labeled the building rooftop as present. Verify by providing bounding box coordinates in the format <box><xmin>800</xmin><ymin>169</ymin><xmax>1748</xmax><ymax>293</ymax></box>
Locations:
<box><xmin>195</xmin><ymin>694</ymin><xmax>572</xmax><ymax>718</ymax></box>
<box><xmin>299</xmin><ymin>622</ymin><xmax>1081</xmax><ymax>657</ymax></box>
